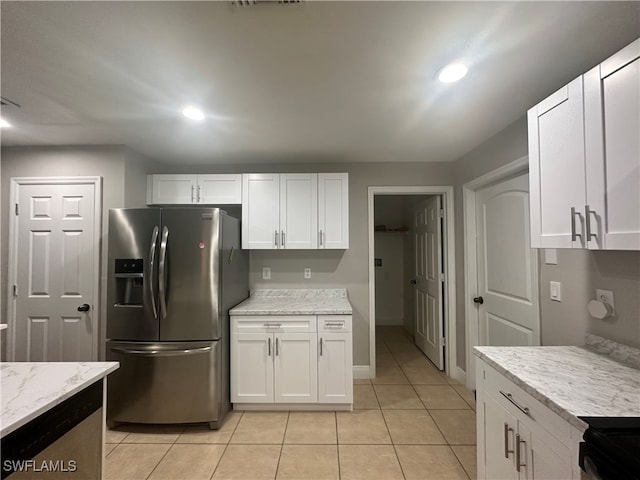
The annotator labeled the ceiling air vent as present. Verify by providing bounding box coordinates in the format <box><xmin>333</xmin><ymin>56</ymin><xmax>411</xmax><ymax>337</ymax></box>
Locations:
<box><xmin>232</xmin><ymin>0</ymin><xmax>302</xmax><ymax>6</ymax></box>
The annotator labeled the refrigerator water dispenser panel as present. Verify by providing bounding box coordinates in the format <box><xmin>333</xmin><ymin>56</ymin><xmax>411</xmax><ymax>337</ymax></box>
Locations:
<box><xmin>114</xmin><ymin>258</ymin><xmax>144</xmax><ymax>306</ymax></box>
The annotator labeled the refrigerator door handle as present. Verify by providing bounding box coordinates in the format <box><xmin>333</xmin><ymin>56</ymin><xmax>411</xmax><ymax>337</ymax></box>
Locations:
<box><xmin>159</xmin><ymin>226</ymin><xmax>169</xmax><ymax>319</ymax></box>
<box><xmin>149</xmin><ymin>226</ymin><xmax>159</xmax><ymax>320</ymax></box>
<box><xmin>109</xmin><ymin>346</ymin><xmax>212</xmax><ymax>356</ymax></box>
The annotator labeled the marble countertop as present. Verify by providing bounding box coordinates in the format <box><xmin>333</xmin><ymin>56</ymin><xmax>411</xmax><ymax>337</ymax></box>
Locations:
<box><xmin>1</xmin><ymin>362</ymin><xmax>119</xmax><ymax>437</ymax></box>
<box><xmin>230</xmin><ymin>289</ymin><xmax>353</xmax><ymax>315</ymax></box>
<box><xmin>474</xmin><ymin>346</ymin><xmax>640</xmax><ymax>430</ymax></box>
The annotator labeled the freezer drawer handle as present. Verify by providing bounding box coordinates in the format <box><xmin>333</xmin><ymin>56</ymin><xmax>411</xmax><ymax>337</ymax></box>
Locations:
<box><xmin>149</xmin><ymin>226</ymin><xmax>159</xmax><ymax>320</ymax></box>
<box><xmin>109</xmin><ymin>346</ymin><xmax>211</xmax><ymax>356</ymax></box>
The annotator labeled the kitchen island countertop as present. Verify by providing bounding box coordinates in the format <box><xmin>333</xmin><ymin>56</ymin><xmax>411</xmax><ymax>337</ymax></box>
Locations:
<box><xmin>474</xmin><ymin>346</ymin><xmax>640</xmax><ymax>430</ymax></box>
<box><xmin>1</xmin><ymin>361</ymin><xmax>119</xmax><ymax>437</ymax></box>
<box><xmin>230</xmin><ymin>289</ymin><xmax>352</xmax><ymax>315</ymax></box>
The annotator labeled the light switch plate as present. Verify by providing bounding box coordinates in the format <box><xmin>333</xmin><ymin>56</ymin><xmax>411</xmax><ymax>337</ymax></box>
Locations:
<box><xmin>550</xmin><ymin>281</ymin><xmax>562</xmax><ymax>302</ymax></box>
<box><xmin>544</xmin><ymin>249</ymin><xmax>558</xmax><ymax>265</ymax></box>
<box><xmin>304</xmin><ymin>268</ymin><xmax>311</xmax><ymax>279</ymax></box>
<box><xmin>262</xmin><ymin>267</ymin><xmax>271</xmax><ymax>280</ymax></box>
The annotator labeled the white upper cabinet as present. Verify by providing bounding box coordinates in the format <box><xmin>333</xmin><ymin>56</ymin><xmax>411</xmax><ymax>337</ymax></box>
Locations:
<box><xmin>242</xmin><ymin>173</ymin><xmax>349</xmax><ymax>250</ymax></box>
<box><xmin>318</xmin><ymin>173</ymin><xmax>349</xmax><ymax>249</ymax></box>
<box><xmin>242</xmin><ymin>174</ymin><xmax>281</xmax><ymax>249</ymax></box>
<box><xmin>584</xmin><ymin>38</ymin><xmax>640</xmax><ymax>250</ymax></box>
<box><xmin>528</xmin><ymin>38</ymin><xmax>640</xmax><ymax>250</ymax></box>
<box><xmin>147</xmin><ymin>174</ymin><xmax>242</xmax><ymax>205</ymax></box>
<box><xmin>280</xmin><ymin>174</ymin><xmax>318</xmax><ymax>249</ymax></box>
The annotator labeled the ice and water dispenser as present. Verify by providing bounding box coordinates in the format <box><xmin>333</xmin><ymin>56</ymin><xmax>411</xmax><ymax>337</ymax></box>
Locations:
<box><xmin>114</xmin><ymin>259</ymin><xmax>144</xmax><ymax>306</ymax></box>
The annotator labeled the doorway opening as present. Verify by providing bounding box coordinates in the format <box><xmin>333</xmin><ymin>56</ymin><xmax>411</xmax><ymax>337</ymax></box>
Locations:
<box><xmin>367</xmin><ymin>186</ymin><xmax>458</xmax><ymax>382</ymax></box>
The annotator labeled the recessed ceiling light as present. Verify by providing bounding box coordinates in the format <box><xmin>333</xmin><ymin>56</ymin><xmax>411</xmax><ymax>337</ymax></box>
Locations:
<box><xmin>438</xmin><ymin>63</ymin><xmax>468</xmax><ymax>83</ymax></box>
<box><xmin>182</xmin><ymin>106</ymin><xmax>205</xmax><ymax>121</ymax></box>
<box><xmin>0</xmin><ymin>118</ymin><xmax>11</xmax><ymax>128</ymax></box>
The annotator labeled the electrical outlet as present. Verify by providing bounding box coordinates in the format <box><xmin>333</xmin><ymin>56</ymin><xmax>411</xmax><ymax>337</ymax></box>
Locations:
<box><xmin>596</xmin><ymin>289</ymin><xmax>614</xmax><ymax>313</ymax></box>
<box><xmin>262</xmin><ymin>267</ymin><xmax>271</xmax><ymax>280</ymax></box>
<box><xmin>550</xmin><ymin>281</ymin><xmax>562</xmax><ymax>302</ymax></box>
<box><xmin>304</xmin><ymin>268</ymin><xmax>311</xmax><ymax>279</ymax></box>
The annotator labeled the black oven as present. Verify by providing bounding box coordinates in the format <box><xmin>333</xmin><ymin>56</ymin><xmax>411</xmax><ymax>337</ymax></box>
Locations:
<box><xmin>579</xmin><ymin>417</ymin><xmax>640</xmax><ymax>480</ymax></box>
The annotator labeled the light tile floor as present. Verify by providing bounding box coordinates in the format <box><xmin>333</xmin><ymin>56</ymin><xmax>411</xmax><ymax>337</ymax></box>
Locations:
<box><xmin>105</xmin><ymin>326</ymin><xmax>477</xmax><ymax>480</ymax></box>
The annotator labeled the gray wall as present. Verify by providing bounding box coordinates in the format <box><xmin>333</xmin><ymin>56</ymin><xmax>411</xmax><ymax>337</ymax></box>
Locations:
<box><xmin>453</xmin><ymin>117</ymin><xmax>530</xmax><ymax>370</ymax></box>
<box><xmin>453</xmin><ymin>116</ymin><xmax>640</xmax><ymax>375</ymax></box>
<box><xmin>0</xmin><ymin>145</ymin><xmax>152</xmax><ymax>359</ymax></box>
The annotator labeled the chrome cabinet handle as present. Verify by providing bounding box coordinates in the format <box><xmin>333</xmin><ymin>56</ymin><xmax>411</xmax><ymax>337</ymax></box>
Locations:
<box><xmin>263</xmin><ymin>323</ymin><xmax>282</xmax><ymax>328</ymax></box>
<box><xmin>268</xmin><ymin>337</ymin><xmax>271</xmax><ymax>356</ymax></box>
<box><xmin>585</xmin><ymin>205</ymin><xmax>597</xmax><ymax>240</ymax></box>
<box><xmin>571</xmin><ymin>207</ymin><xmax>582</xmax><ymax>242</ymax></box>
<box><xmin>149</xmin><ymin>226</ymin><xmax>159</xmax><ymax>320</ymax></box>
<box><xmin>320</xmin><ymin>337</ymin><xmax>323</xmax><ymax>356</ymax></box>
<box><xmin>275</xmin><ymin>337</ymin><xmax>279</xmax><ymax>356</ymax></box>
<box><xmin>197</xmin><ymin>185</ymin><xmax>201</xmax><ymax>203</ymax></box>
<box><xmin>275</xmin><ymin>230</ymin><xmax>279</xmax><ymax>248</ymax></box>
<box><xmin>500</xmin><ymin>390</ymin><xmax>530</xmax><ymax>416</ymax></box>
<box><xmin>191</xmin><ymin>185</ymin><xmax>195</xmax><ymax>203</ymax></box>
<box><xmin>515</xmin><ymin>433</ymin><xmax>526</xmax><ymax>472</ymax></box>
<box><xmin>319</xmin><ymin>229</ymin><xmax>324</xmax><ymax>246</ymax></box>
<box><xmin>324</xmin><ymin>322</ymin><xmax>345</xmax><ymax>328</ymax></box>
<box><xmin>281</xmin><ymin>231</ymin><xmax>285</xmax><ymax>248</ymax></box>
<box><xmin>158</xmin><ymin>226</ymin><xmax>169</xmax><ymax>319</ymax></box>
<box><xmin>504</xmin><ymin>423</ymin><xmax>514</xmax><ymax>459</ymax></box>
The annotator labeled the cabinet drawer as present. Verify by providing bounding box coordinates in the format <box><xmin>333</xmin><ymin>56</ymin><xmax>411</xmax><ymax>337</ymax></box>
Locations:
<box><xmin>318</xmin><ymin>315</ymin><xmax>352</xmax><ymax>332</ymax></box>
<box><xmin>484</xmin><ymin>364</ymin><xmax>572</xmax><ymax>445</ymax></box>
<box><xmin>232</xmin><ymin>316</ymin><xmax>316</xmax><ymax>333</ymax></box>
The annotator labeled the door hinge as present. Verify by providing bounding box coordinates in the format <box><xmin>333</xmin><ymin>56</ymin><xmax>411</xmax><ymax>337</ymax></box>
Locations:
<box><xmin>15</xmin><ymin>203</ymin><xmax>19</xmax><ymax>216</ymax></box>
<box><xmin>12</xmin><ymin>285</ymin><xmax>18</xmax><ymax>297</ymax></box>
<box><xmin>440</xmin><ymin>273</ymin><xmax>445</xmax><ymax>282</ymax></box>
<box><xmin>441</xmin><ymin>337</ymin><xmax>446</xmax><ymax>346</ymax></box>
<box><xmin>439</xmin><ymin>209</ymin><xmax>444</xmax><ymax>218</ymax></box>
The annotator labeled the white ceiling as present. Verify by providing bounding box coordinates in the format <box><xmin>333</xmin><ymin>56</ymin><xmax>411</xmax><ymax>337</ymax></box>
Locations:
<box><xmin>1</xmin><ymin>1</ymin><xmax>639</xmax><ymax>164</ymax></box>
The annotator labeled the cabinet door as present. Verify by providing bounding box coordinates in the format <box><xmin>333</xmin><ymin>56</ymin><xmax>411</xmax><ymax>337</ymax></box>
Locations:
<box><xmin>274</xmin><ymin>333</ymin><xmax>317</xmax><ymax>403</ymax></box>
<box><xmin>242</xmin><ymin>174</ymin><xmax>280</xmax><ymax>249</ymax></box>
<box><xmin>231</xmin><ymin>332</ymin><xmax>274</xmax><ymax>403</ymax></box>
<box><xmin>318</xmin><ymin>332</ymin><xmax>353</xmax><ymax>403</ymax></box>
<box><xmin>482</xmin><ymin>391</ymin><xmax>518</xmax><ymax>480</ymax></box>
<box><xmin>149</xmin><ymin>175</ymin><xmax>197</xmax><ymax>204</ymax></box>
<box><xmin>528</xmin><ymin>78</ymin><xmax>586</xmax><ymax>248</ymax></box>
<box><xmin>518</xmin><ymin>423</ymin><xmax>573</xmax><ymax>480</ymax></box>
<box><xmin>280</xmin><ymin>174</ymin><xmax>318</xmax><ymax>249</ymax></box>
<box><xmin>197</xmin><ymin>174</ymin><xmax>242</xmax><ymax>204</ymax></box>
<box><xmin>585</xmin><ymin>39</ymin><xmax>640</xmax><ymax>250</ymax></box>
<box><xmin>318</xmin><ymin>173</ymin><xmax>349</xmax><ymax>249</ymax></box>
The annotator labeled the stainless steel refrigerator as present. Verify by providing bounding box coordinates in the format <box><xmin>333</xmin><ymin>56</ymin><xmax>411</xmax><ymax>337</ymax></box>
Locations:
<box><xmin>105</xmin><ymin>208</ymin><xmax>248</xmax><ymax>429</ymax></box>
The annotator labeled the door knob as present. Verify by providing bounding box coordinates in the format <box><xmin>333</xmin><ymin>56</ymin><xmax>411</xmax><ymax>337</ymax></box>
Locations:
<box><xmin>410</xmin><ymin>280</ymin><xmax>417</xmax><ymax>285</ymax></box>
<box><xmin>473</xmin><ymin>297</ymin><xmax>484</xmax><ymax>305</ymax></box>
<box><xmin>77</xmin><ymin>304</ymin><xmax>90</xmax><ymax>312</ymax></box>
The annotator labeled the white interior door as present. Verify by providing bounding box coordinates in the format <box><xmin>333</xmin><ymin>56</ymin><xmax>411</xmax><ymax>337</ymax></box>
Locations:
<box><xmin>413</xmin><ymin>196</ymin><xmax>444</xmax><ymax>370</ymax></box>
<box><xmin>10</xmin><ymin>179</ymin><xmax>99</xmax><ymax>361</ymax></box>
<box><xmin>476</xmin><ymin>174</ymin><xmax>540</xmax><ymax>350</ymax></box>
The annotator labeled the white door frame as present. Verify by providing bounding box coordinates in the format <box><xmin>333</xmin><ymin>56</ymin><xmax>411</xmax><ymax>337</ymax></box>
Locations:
<box><xmin>367</xmin><ymin>186</ymin><xmax>458</xmax><ymax>382</ymax></box>
<box><xmin>463</xmin><ymin>156</ymin><xmax>529</xmax><ymax>387</ymax></box>
<box><xmin>7</xmin><ymin>176</ymin><xmax>103</xmax><ymax>361</ymax></box>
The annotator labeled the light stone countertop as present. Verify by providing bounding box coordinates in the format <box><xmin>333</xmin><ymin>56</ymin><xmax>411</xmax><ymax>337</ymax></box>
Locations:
<box><xmin>0</xmin><ymin>325</ymin><xmax>7</xmax><ymax>331</ymax></box>
<box><xmin>1</xmin><ymin>362</ymin><xmax>119</xmax><ymax>437</ymax></box>
<box><xmin>474</xmin><ymin>346</ymin><xmax>640</xmax><ymax>430</ymax></box>
<box><xmin>230</xmin><ymin>289</ymin><xmax>353</xmax><ymax>315</ymax></box>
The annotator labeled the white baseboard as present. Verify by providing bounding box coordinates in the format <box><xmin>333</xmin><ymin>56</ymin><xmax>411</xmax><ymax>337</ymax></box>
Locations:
<box><xmin>353</xmin><ymin>365</ymin><xmax>373</xmax><ymax>379</ymax></box>
<box><xmin>452</xmin><ymin>366</ymin><xmax>467</xmax><ymax>386</ymax></box>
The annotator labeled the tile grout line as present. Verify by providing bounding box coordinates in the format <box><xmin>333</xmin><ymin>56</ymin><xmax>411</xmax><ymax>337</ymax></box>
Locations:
<box><xmin>272</xmin><ymin>411</ymin><xmax>290</xmax><ymax>480</ymax></box>
<box><xmin>209</xmin><ymin>411</ymin><xmax>244</xmax><ymax>480</ymax></box>
<box><xmin>335</xmin><ymin>411</ymin><xmax>342</xmax><ymax>480</ymax></box>
<box><xmin>144</xmin><ymin>425</ymin><xmax>185</xmax><ymax>480</ymax></box>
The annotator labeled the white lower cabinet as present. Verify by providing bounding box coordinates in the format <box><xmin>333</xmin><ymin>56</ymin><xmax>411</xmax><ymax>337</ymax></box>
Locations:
<box><xmin>477</xmin><ymin>359</ymin><xmax>583</xmax><ymax>480</ymax></box>
<box><xmin>231</xmin><ymin>315</ymin><xmax>352</xmax><ymax>407</ymax></box>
